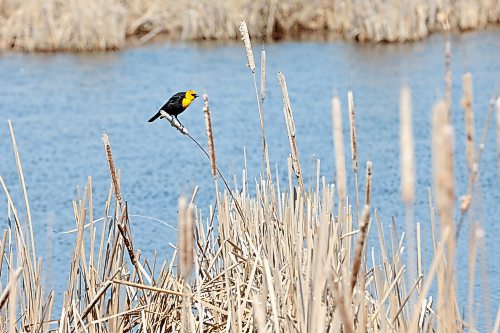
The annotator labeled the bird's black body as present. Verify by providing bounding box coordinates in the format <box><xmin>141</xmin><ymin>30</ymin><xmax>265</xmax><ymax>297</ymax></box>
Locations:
<box><xmin>148</xmin><ymin>92</ymin><xmax>188</xmax><ymax>123</ymax></box>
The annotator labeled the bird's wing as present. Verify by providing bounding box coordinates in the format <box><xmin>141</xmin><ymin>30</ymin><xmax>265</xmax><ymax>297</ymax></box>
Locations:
<box><xmin>161</xmin><ymin>92</ymin><xmax>185</xmax><ymax>110</ymax></box>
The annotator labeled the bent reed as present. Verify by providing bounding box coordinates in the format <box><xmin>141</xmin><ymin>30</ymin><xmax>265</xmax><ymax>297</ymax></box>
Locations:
<box><xmin>0</xmin><ymin>0</ymin><xmax>500</xmax><ymax>51</ymax></box>
<box><xmin>1</xmin><ymin>23</ymin><xmax>499</xmax><ymax>333</ymax></box>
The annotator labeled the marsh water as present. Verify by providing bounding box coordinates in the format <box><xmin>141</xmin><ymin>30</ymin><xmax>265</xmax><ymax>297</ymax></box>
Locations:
<box><xmin>1</xmin><ymin>30</ymin><xmax>499</xmax><ymax>321</ymax></box>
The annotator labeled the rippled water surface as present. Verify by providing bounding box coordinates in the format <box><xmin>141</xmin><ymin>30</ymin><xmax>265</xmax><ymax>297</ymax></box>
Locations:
<box><xmin>1</xmin><ymin>30</ymin><xmax>499</xmax><ymax>319</ymax></box>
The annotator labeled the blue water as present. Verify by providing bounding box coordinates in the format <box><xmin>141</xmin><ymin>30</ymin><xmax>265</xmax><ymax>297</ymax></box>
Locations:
<box><xmin>0</xmin><ymin>30</ymin><xmax>499</xmax><ymax>326</ymax></box>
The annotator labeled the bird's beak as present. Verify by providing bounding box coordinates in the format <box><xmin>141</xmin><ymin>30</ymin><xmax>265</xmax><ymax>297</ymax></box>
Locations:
<box><xmin>193</xmin><ymin>94</ymin><xmax>198</xmax><ymax>98</ymax></box>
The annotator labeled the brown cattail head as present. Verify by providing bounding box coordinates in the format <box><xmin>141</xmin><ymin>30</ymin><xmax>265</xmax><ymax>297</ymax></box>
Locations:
<box><xmin>365</xmin><ymin>161</ymin><xmax>372</xmax><ymax>206</ymax></box>
<box><xmin>202</xmin><ymin>94</ymin><xmax>217</xmax><ymax>178</ymax></box>
<box><xmin>332</xmin><ymin>95</ymin><xmax>347</xmax><ymax>202</ymax></box>
<box><xmin>351</xmin><ymin>204</ymin><xmax>370</xmax><ymax>292</ymax></box>
<box><xmin>348</xmin><ymin>90</ymin><xmax>358</xmax><ymax>173</ymax></box>
<box><xmin>432</xmin><ymin>100</ymin><xmax>455</xmax><ymax>223</ymax></box>
<box><xmin>461</xmin><ymin>73</ymin><xmax>475</xmax><ymax>172</ymax></box>
<box><xmin>178</xmin><ymin>196</ymin><xmax>194</xmax><ymax>279</ymax></box>
<box><xmin>260</xmin><ymin>47</ymin><xmax>266</xmax><ymax>102</ymax></box>
<box><xmin>239</xmin><ymin>20</ymin><xmax>255</xmax><ymax>73</ymax></box>
<box><xmin>400</xmin><ymin>85</ymin><xmax>415</xmax><ymax>204</ymax></box>
<box><xmin>102</xmin><ymin>133</ymin><xmax>122</xmax><ymax>207</ymax></box>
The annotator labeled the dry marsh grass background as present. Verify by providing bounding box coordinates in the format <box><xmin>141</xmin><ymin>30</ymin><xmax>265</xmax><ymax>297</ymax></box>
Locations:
<box><xmin>0</xmin><ymin>0</ymin><xmax>499</xmax><ymax>51</ymax></box>
<box><xmin>0</xmin><ymin>20</ymin><xmax>499</xmax><ymax>333</ymax></box>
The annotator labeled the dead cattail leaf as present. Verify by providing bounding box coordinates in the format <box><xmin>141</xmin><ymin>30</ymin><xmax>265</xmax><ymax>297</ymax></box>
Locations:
<box><xmin>239</xmin><ymin>20</ymin><xmax>255</xmax><ymax>72</ymax></box>
<box><xmin>400</xmin><ymin>85</ymin><xmax>415</xmax><ymax>204</ymax></box>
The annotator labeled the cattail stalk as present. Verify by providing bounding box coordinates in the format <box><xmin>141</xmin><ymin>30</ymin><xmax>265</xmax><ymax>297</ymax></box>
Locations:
<box><xmin>432</xmin><ymin>99</ymin><xmax>457</xmax><ymax>333</ymax></box>
<box><xmin>365</xmin><ymin>161</ymin><xmax>372</xmax><ymax>206</ymax></box>
<box><xmin>332</xmin><ymin>95</ymin><xmax>347</xmax><ymax>211</ymax></box>
<box><xmin>178</xmin><ymin>196</ymin><xmax>194</xmax><ymax>279</ymax></box>
<box><xmin>260</xmin><ymin>48</ymin><xmax>266</xmax><ymax>103</ymax></box>
<box><xmin>400</xmin><ymin>85</ymin><xmax>415</xmax><ymax>204</ymax></box>
<box><xmin>203</xmin><ymin>94</ymin><xmax>217</xmax><ymax>179</ymax></box>
<box><xmin>461</xmin><ymin>73</ymin><xmax>475</xmax><ymax>173</ymax></box>
<box><xmin>102</xmin><ymin>133</ymin><xmax>123</xmax><ymax>208</ymax></box>
<box><xmin>278</xmin><ymin>72</ymin><xmax>304</xmax><ymax>189</ymax></box>
<box><xmin>348</xmin><ymin>91</ymin><xmax>360</xmax><ymax>223</ymax></box>
<box><xmin>240</xmin><ymin>21</ymin><xmax>268</xmax><ymax>179</ymax></box>
<box><xmin>351</xmin><ymin>204</ymin><xmax>370</xmax><ymax>292</ymax></box>
<box><xmin>400</xmin><ymin>85</ymin><xmax>416</xmax><ymax>297</ymax></box>
<box><xmin>239</xmin><ymin>20</ymin><xmax>255</xmax><ymax>73</ymax></box>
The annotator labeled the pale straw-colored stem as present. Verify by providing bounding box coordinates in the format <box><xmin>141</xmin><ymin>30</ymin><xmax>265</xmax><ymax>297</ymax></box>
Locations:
<box><xmin>332</xmin><ymin>95</ymin><xmax>347</xmax><ymax>215</ymax></box>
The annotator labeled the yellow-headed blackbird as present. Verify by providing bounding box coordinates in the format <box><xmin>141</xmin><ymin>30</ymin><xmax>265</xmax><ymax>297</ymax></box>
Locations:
<box><xmin>148</xmin><ymin>90</ymin><xmax>198</xmax><ymax>126</ymax></box>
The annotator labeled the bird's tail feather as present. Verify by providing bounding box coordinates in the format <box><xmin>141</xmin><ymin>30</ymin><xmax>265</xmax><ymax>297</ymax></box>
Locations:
<box><xmin>148</xmin><ymin>111</ymin><xmax>161</xmax><ymax>122</ymax></box>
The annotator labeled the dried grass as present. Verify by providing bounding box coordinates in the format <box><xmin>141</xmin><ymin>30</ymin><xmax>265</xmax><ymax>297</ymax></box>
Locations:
<box><xmin>1</xmin><ymin>0</ymin><xmax>499</xmax><ymax>51</ymax></box>
<box><xmin>0</xmin><ymin>38</ymin><xmax>497</xmax><ymax>333</ymax></box>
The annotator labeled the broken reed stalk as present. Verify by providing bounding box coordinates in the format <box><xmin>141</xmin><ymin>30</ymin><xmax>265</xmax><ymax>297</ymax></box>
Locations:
<box><xmin>332</xmin><ymin>95</ymin><xmax>347</xmax><ymax>215</ymax></box>
<box><xmin>278</xmin><ymin>72</ymin><xmax>304</xmax><ymax>189</ymax></box>
<box><xmin>348</xmin><ymin>90</ymin><xmax>360</xmax><ymax>224</ymax></box>
<box><xmin>240</xmin><ymin>20</ymin><xmax>269</xmax><ymax>179</ymax></box>
<box><xmin>461</xmin><ymin>73</ymin><xmax>475</xmax><ymax>173</ymax></box>
<box><xmin>400</xmin><ymin>85</ymin><xmax>417</xmax><ymax>291</ymax></box>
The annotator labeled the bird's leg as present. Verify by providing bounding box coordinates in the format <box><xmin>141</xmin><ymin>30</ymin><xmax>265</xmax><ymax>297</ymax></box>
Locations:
<box><xmin>175</xmin><ymin>116</ymin><xmax>184</xmax><ymax>128</ymax></box>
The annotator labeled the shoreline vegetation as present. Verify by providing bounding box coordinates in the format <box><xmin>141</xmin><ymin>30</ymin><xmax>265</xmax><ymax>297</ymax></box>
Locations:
<box><xmin>1</xmin><ymin>19</ymin><xmax>500</xmax><ymax>333</ymax></box>
<box><xmin>0</xmin><ymin>0</ymin><xmax>498</xmax><ymax>51</ymax></box>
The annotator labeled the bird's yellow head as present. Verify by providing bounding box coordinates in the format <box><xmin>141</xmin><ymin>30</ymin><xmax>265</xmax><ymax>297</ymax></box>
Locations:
<box><xmin>182</xmin><ymin>90</ymin><xmax>198</xmax><ymax>109</ymax></box>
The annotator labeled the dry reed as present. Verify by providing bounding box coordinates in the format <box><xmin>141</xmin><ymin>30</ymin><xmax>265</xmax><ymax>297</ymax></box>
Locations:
<box><xmin>1</xmin><ymin>0</ymin><xmax>499</xmax><ymax>51</ymax></box>
<box><xmin>0</xmin><ymin>41</ymin><xmax>497</xmax><ymax>333</ymax></box>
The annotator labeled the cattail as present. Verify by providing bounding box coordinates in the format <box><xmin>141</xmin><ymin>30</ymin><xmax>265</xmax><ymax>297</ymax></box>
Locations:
<box><xmin>203</xmin><ymin>94</ymin><xmax>217</xmax><ymax>178</ymax></box>
<box><xmin>332</xmin><ymin>95</ymin><xmax>347</xmax><ymax>203</ymax></box>
<box><xmin>178</xmin><ymin>196</ymin><xmax>194</xmax><ymax>279</ymax></box>
<box><xmin>400</xmin><ymin>85</ymin><xmax>415</xmax><ymax>204</ymax></box>
<box><xmin>351</xmin><ymin>204</ymin><xmax>370</xmax><ymax>292</ymax></box>
<box><xmin>365</xmin><ymin>161</ymin><xmax>372</xmax><ymax>206</ymax></box>
<box><xmin>461</xmin><ymin>73</ymin><xmax>475</xmax><ymax>172</ymax></box>
<box><xmin>348</xmin><ymin>91</ymin><xmax>358</xmax><ymax>174</ymax></box>
<box><xmin>278</xmin><ymin>72</ymin><xmax>304</xmax><ymax>189</ymax></box>
<box><xmin>239</xmin><ymin>20</ymin><xmax>255</xmax><ymax>73</ymax></box>
<box><xmin>260</xmin><ymin>48</ymin><xmax>266</xmax><ymax>102</ymax></box>
<box><xmin>432</xmin><ymin>100</ymin><xmax>455</xmax><ymax>222</ymax></box>
<box><xmin>348</xmin><ymin>90</ymin><xmax>361</xmax><ymax>222</ymax></box>
<box><xmin>102</xmin><ymin>133</ymin><xmax>122</xmax><ymax>207</ymax></box>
